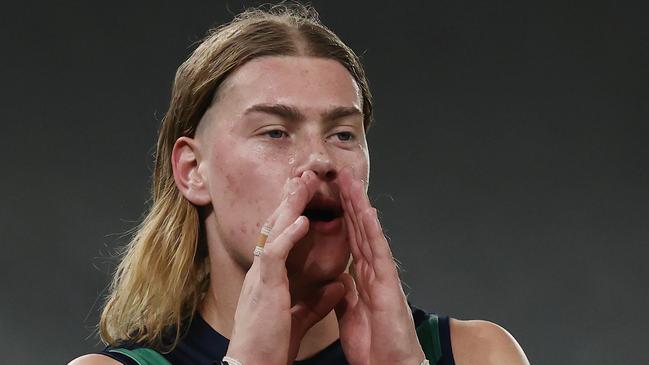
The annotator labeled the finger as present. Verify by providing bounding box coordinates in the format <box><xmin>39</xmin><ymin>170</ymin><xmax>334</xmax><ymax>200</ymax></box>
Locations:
<box><xmin>350</xmin><ymin>178</ymin><xmax>372</xmax><ymax>259</ymax></box>
<box><xmin>260</xmin><ymin>215</ymin><xmax>309</xmax><ymax>284</ymax></box>
<box><xmin>339</xmin><ymin>169</ymin><xmax>373</xmax><ymax>262</ymax></box>
<box><xmin>287</xmin><ymin>281</ymin><xmax>345</xmax><ymax>364</ymax></box>
<box><xmin>262</xmin><ymin>173</ymin><xmax>307</xmax><ymax>229</ymax></box>
<box><xmin>362</xmin><ymin>207</ymin><xmax>399</xmax><ymax>282</ymax></box>
<box><xmin>349</xmin><ymin>170</ymin><xmax>372</xmax><ymax>212</ymax></box>
<box><xmin>267</xmin><ymin>170</ymin><xmax>319</xmax><ymax>244</ymax></box>
<box><xmin>338</xmin><ymin>169</ymin><xmax>373</xmax><ymax>298</ymax></box>
<box><xmin>342</xmin><ymin>189</ymin><xmax>374</xmax><ymax>302</ymax></box>
<box><xmin>334</xmin><ymin>272</ymin><xmax>359</xmax><ymax>320</ymax></box>
<box><xmin>340</xmin><ymin>189</ymin><xmax>363</xmax><ymax>262</ymax></box>
<box><xmin>347</xmin><ymin>168</ymin><xmax>389</xmax><ymax>267</ymax></box>
<box><xmin>291</xmin><ymin>281</ymin><xmax>345</xmax><ymax>334</ymax></box>
<box><xmin>338</xmin><ymin>168</ymin><xmax>369</xmax><ymax>259</ymax></box>
<box><xmin>343</xmin><ymin>194</ymin><xmax>374</xmax><ymax>299</ymax></box>
<box><xmin>362</xmin><ymin>208</ymin><xmax>393</xmax><ymax>259</ymax></box>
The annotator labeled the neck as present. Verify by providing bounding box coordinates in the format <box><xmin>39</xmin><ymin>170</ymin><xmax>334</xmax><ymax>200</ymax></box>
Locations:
<box><xmin>199</xmin><ymin>226</ymin><xmax>340</xmax><ymax>360</ymax></box>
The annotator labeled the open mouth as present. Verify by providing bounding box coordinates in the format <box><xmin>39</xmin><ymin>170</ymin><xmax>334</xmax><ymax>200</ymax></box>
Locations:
<box><xmin>302</xmin><ymin>197</ymin><xmax>343</xmax><ymax>222</ymax></box>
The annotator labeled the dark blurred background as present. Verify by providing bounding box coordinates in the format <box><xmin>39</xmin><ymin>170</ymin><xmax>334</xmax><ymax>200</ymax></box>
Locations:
<box><xmin>1</xmin><ymin>1</ymin><xmax>647</xmax><ymax>364</ymax></box>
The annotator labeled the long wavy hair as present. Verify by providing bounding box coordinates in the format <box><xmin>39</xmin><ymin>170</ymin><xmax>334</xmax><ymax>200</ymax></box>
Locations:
<box><xmin>99</xmin><ymin>4</ymin><xmax>373</xmax><ymax>351</ymax></box>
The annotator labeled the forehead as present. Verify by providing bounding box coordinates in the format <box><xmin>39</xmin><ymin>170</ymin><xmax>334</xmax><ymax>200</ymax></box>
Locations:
<box><xmin>214</xmin><ymin>56</ymin><xmax>363</xmax><ymax>113</ymax></box>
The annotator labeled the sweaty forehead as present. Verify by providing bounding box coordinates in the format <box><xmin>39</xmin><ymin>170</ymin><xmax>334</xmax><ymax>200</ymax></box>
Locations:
<box><xmin>214</xmin><ymin>55</ymin><xmax>362</xmax><ymax>112</ymax></box>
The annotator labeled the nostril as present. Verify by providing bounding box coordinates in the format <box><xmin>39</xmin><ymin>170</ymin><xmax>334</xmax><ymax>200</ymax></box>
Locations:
<box><xmin>325</xmin><ymin>170</ymin><xmax>337</xmax><ymax>180</ymax></box>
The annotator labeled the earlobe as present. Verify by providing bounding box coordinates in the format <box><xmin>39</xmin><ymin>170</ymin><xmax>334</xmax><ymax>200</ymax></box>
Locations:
<box><xmin>171</xmin><ymin>136</ymin><xmax>211</xmax><ymax>206</ymax></box>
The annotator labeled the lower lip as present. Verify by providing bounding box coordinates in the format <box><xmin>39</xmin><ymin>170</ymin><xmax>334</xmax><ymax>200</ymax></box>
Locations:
<box><xmin>308</xmin><ymin>217</ymin><xmax>343</xmax><ymax>235</ymax></box>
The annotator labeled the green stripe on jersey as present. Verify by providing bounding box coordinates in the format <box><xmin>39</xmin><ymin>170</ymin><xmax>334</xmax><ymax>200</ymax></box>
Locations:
<box><xmin>108</xmin><ymin>348</ymin><xmax>172</xmax><ymax>365</ymax></box>
<box><xmin>415</xmin><ymin>314</ymin><xmax>443</xmax><ymax>364</ymax></box>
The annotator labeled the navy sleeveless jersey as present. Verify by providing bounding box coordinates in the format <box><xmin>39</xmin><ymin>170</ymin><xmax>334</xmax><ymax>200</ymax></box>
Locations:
<box><xmin>99</xmin><ymin>303</ymin><xmax>455</xmax><ymax>365</ymax></box>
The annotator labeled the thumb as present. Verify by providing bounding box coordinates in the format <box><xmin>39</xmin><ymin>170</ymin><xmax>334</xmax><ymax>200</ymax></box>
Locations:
<box><xmin>333</xmin><ymin>272</ymin><xmax>359</xmax><ymax>321</ymax></box>
<box><xmin>291</xmin><ymin>281</ymin><xmax>346</xmax><ymax>334</ymax></box>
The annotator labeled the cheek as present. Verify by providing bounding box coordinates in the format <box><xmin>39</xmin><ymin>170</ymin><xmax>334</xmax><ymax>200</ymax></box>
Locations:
<box><xmin>208</xmin><ymin>139</ymin><xmax>292</xmax><ymax>233</ymax></box>
<box><xmin>336</xmin><ymin>144</ymin><xmax>370</xmax><ymax>181</ymax></box>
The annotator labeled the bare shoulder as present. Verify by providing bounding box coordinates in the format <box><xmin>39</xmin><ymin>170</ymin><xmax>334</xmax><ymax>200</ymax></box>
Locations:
<box><xmin>449</xmin><ymin>318</ymin><xmax>530</xmax><ymax>365</ymax></box>
<box><xmin>68</xmin><ymin>354</ymin><xmax>122</xmax><ymax>365</ymax></box>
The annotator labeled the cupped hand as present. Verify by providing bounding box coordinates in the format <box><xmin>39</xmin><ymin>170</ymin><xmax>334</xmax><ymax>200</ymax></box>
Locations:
<box><xmin>335</xmin><ymin>167</ymin><xmax>426</xmax><ymax>365</ymax></box>
<box><xmin>225</xmin><ymin>170</ymin><xmax>346</xmax><ymax>365</ymax></box>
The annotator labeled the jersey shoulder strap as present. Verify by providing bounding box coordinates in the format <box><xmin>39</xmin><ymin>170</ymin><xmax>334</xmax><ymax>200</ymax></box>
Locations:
<box><xmin>415</xmin><ymin>313</ymin><xmax>443</xmax><ymax>364</ymax></box>
<box><xmin>107</xmin><ymin>348</ymin><xmax>172</xmax><ymax>365</ymax></box>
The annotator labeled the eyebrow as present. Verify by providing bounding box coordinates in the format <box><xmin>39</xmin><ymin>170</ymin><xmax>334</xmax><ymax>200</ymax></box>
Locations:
<box><xmin>243</xmin><ymin>103</ymin><xmax>362</xmax><ymax>123</ymax></box>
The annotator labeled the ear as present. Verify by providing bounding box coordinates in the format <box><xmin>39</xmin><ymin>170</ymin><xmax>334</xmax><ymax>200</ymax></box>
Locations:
<box><xmin>171</xmin><ymin>136</ymin><xmax>211</xmax><ymax>206</ymax></box>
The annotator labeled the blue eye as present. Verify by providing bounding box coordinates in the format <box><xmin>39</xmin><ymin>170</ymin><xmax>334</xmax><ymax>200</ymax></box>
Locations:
<box><xmin>336</xmin><ymin>132</ymin><xmax>354</xmax><ymax>141</ymax></box>
<box><xmin>266</xmin><ymin>130</ymin><xmax>287</xmax><ymax>139</ymax></box>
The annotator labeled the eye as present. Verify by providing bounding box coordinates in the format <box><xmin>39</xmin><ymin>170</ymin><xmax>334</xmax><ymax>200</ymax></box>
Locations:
<box><xmin>265</xmin><ymin>129</ymin><xmax>288</xmax><ymax>139</ymax></box>
<box><xmin>335</xmin><ymin>131</ymin><xmax>354</xmax><ymax>142</ymax></box>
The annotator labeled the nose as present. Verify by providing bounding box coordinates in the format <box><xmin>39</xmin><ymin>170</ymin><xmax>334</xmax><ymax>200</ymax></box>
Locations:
<box><xmin>295</xmin><ymin>141</ymin><xmax>337</xmax><ymax>181</ymax></box>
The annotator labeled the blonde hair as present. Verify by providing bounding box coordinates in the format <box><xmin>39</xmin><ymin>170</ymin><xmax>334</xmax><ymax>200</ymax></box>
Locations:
<box><xmin>99</xmin><ymin>3</ymin><xmax>373</xmax><ymax>351</ymax></box>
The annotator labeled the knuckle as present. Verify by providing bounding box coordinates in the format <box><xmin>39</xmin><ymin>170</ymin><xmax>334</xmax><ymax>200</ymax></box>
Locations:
<box><xmin>260</xmin><ymin>246</ymin><xmax>278</xmax><ymax>262</ymax></box>
<box><xmin>288</xmin><ymin>182</ymin><xmax>306</xmax><ymax>201</ymax></box>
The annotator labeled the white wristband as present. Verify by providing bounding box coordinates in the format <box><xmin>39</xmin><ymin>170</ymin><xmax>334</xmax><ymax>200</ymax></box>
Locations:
<box><xmin>222</xmin><ymin>356</ymin><xmax>243</xmax><ymax>365</ymax></box>
<box><xmin>420</xmin><ymin>359</ymin><xmax>430</xmax><ymax>365</ymax></box>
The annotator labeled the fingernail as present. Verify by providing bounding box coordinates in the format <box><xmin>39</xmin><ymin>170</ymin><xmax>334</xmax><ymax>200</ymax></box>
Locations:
<box><xmin>294</xmin><ymin>215</ymin><xmax>306</xmax><ymax>225</ymax></box>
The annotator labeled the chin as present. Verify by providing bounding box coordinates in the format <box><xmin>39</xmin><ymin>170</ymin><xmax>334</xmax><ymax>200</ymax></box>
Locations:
<box><xmin>285</xmin><ymin>230</ymin><xmax>350</xmax><ymax>285</ymax></box>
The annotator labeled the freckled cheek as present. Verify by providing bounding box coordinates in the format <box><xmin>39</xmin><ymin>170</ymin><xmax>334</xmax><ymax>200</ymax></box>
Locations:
<box><xmin>211</xmin><ymin>146</ymin><xmax>291</xmax><ymax>220</ymax></box>
<box><xmin>213</xmin><ymin>165</ymin><xmax>283</xmax><ymax>245</ymax></box>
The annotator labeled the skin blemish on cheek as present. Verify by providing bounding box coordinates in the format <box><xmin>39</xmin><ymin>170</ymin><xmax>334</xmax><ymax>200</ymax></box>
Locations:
<box><xmin>224</xmin><ymin>174</ymin><xmax>240</xmax><ymax>208</ymax></box>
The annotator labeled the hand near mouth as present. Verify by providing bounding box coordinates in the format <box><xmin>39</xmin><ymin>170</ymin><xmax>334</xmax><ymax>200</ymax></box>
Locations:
<box><xmin>225</xmin><ymin>170</ymin><xmax>346</xmax><ymax>365</ymax></box>
<box><xmin>335</xmin><ymin>167</ymin><xmax>427</xmax><ymax>365</ymax></box>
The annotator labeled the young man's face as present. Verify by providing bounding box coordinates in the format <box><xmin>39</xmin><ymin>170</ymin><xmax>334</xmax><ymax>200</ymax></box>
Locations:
<box><xmin>195</xmin><ymin>55</ymin><xmax>369</xmax><ymax>283</ymax></box>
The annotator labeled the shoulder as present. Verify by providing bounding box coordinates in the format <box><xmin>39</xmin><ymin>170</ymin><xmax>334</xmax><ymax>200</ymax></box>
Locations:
<box><xmin>449</xmin><ymin>318</ymin><xmax>530</xmax><ymax>365</ymax></box>
<box><xmin>68</xmin><ymin>354</ymin><xmax>122</xmax><ymax>365</ymax></box>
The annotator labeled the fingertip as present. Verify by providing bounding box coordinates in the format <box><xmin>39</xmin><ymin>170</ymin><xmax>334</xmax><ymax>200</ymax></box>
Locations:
<box><xmin>286</xmin><ymin>179</ymin><xmax>309</xmax><ymax>205</ymax></box>
<box><xmin>301</xmin><ymin>169</ymin><xmax>314</xmax><ymax>180</ymax></box>
<box><xmin>333</xmin><ymin>280</ymin><xmax>346</xmax><ymax>292</ymax></box>
<box><xmin>304</xmin><ymin>171</ymin><xmax>321</xmax><ymax>196</ymax></box>
<box><xmin>340</xmin><ymin>165</ymin><xmax>353</xmax><ymax>178</ymax></box>
<box><xmin>337</xmin><ymin>272</ymin><xmax>355</xmax><ymax>289</ymax></box>
<box><xmin>324</xmin><ymin>280</ymin><xmax>346</xmax><ymax>300</ymax></box>
<box><xmin>294</xmin><ymin>215</ymin><xmax>308</xmax><ymax>229</ymax></box>
<box><xmin>367</xmin><ymin>207</ymin><xmax>378</xmax><ymax>221</ymax></box>
<box><xmin>334</xmin><ymin>273</ymin><xmax>358</xmax><ymax>315</ymax></box>
<box><xmin>300</xmin><ymin>170</ymin><xmax>316</xmax><ymax>187</ymax></box>
<box><xmin>337</xmin><ymin>166</ymin><xmax>353</xmax><ymax>189</ymax></box>
<box><xmin>351</xmin><ymin>177</ymin><xmax>363</xmax><ymax>192</ymax></box>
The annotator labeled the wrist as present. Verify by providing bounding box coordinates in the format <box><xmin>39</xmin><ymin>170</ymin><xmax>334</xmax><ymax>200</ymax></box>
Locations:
<box><xmin>221</xmin><ymin>356</ymin><xmax>243</xmax><ymax>365</ymax></box>
<box><xmin>396</xmin><ymin>350</ymin><xmax>427</xmax><ymax>365</ymax></box>
<box><xmin>224</xmin><ymin>348</ymin><xmax>286</xmax><ymax>365</ymax></box>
